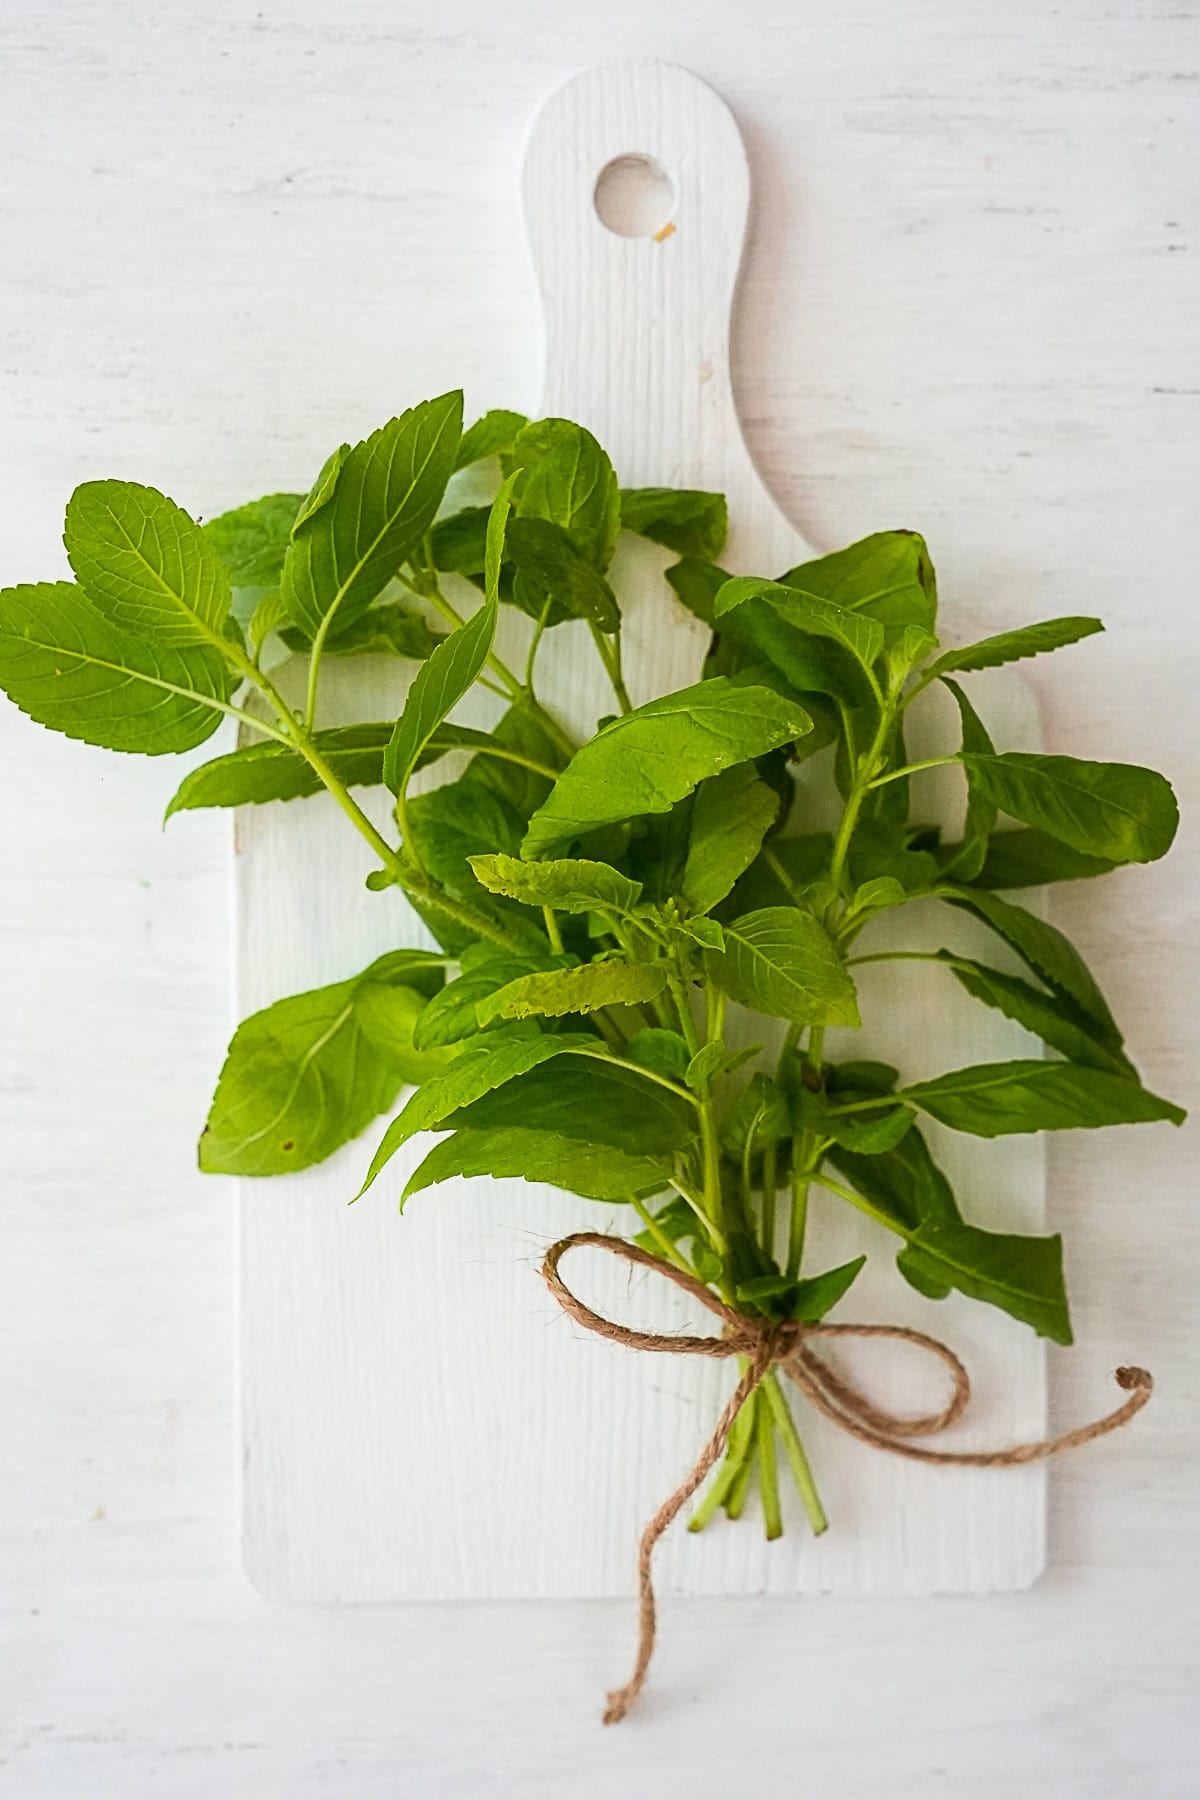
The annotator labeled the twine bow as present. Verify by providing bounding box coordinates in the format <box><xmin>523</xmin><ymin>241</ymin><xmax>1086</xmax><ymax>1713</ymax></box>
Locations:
<box><xmin>542</xmin><ymin>1230</ymin><xmax>1153</xmax><ymax>1725</ymax></box>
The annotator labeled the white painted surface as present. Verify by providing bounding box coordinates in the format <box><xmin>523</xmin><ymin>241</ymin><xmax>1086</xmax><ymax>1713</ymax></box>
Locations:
<box><xmin>240</xmin><ymin>60</ymin><xmax>1050</xmax><ymax>1605</ymax></box>
<box><xmin>1</xmin><ymin>2</ymin><xmax>1197</xmax><ymax>1793</ymax></box>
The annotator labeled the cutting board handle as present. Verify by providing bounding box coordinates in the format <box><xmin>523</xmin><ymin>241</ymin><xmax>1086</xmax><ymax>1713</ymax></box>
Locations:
<box><xmin>522</xmin><ymin>61</ymin><xmax>758</xmax><ymax>492</ymax></box>
<box><xmin>521</xmin><ymin>58</ymin><xmax>808</xmax><ymax>720</ymax></box>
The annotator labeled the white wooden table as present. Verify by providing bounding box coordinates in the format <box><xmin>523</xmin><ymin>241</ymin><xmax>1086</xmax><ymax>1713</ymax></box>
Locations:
<box><xmin>1</xmin><ymin>3</ymin><xmax>1197</xmax><ymax>1794</ymax></box>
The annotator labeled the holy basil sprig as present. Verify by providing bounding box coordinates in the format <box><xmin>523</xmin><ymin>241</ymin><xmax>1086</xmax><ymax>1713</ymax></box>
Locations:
<box><xmin>0</xmin><ymin>391</ymin><xmax>1183</xmax><ymax>1543</ymax></box>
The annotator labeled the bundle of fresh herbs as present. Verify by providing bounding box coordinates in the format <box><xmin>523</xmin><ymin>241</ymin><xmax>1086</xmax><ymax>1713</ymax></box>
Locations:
<box><xmin>0</xmin><ymin>389</ymin><xmax>1182</xmax><ymax>1651</ymax></box>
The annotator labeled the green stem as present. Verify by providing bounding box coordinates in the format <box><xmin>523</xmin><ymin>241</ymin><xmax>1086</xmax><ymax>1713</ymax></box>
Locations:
<box><xmin>303</xmin><ymin>616</ymin><xmax>331</xmax><ymax>732</ymax></box>
<box><xmin>761</xmin><ymin>1140</ymin><xmax>778</xmax><ymax>1259</ymax></box>
<box><xmin>688</xmin><ymin>1382</ymin><xmax>757</xmax><ymax>1532</ymax></box>
<box><xmin>813</xmin><ymin>1171</ymin><xmax>904</xmax><ymax>1236</ymax></box>
<box><xmin>589</xmin><ymin>622</ymin><xmax>634</xmax><ymax>714</ymax></box>
<box><xmin>898</xmin><ymin>665</ymin><xmax>939</xmax><ymax>712</ymax></box>
<box><xmin>763</xmin><ymin>846</ymin><xmax>812</xmax><ymax>909</ymax></box>
<box><xmin>724</xmin><ymin>1436</ymin><xmax>757</xmax><ymax>1520</ymax></box>
<box><xmin>525</xmin><ymin>599</ymin><xmax>552</xmax><ymax>698</ymax></box>
<box><xmin>667</xmin><ymin>1178</ymin><xmax>729</xmax><ymax>1258</ymax></box>
<box><xmin>785</xmin><ymin>1023</ymin><xmax>823</xmax><ymax>1277</ymax></box>
<box><xmin>755</xmin><ymin>1390</ymin><xmax>783</xmax><ymax>1540</ymax></box>
<box><xmin>421</xmin><ymin>583</ymin><xmax>524</xmax><ymax>701</ymax></box>
<box><xmin>394</xmin><ymin>784</ymin><xmax>424</xmax><ymax>878</ymax></box>
<box><xmin>823</xmin><ymin>1093</ymin><xmax>912</xmax><ymax>1117</ymax></box>
<box><xmin>827</xmin><ymin>702</ymin><xmax>895</xmax><ymax>897</ymax></box>
<box><xmin>776</xmin><ymin>1019</ymin><xmax>802</xmax><ymax>1082</ymax></box>
<box><xmin>787</xmin><ymin>1174</ymin><xmax>809</xmax><ymax>1279</ymax></box>
<box><xmin>211</xmin><ymin>696</ymin><xmax>297</xmax><ymax>748</ymax></box>
<box><xmin>867</xmin><ymin>754</ymin><xmax>960</xmax><ymax>790</ymax></box>
<box><xmin>470</xmin><ymin>744</ymin><xmax>561</xmax><ymax>783</ymax></box>
<box><xmin>581</xmin><ymin>1051</ymin><xmax>700</xmax><ymax>1109</ymax></box>
<box><xmin>848</xmin><ymin>949</ymin><xmax>966</xmax><ymax>972</ymax></box>
<box><xmin>763</xmin><ymin>1373</ymin><xmax>828</xmax><ymax>1534</ymax></box>
<box><xmin>672</xmin><ymin>967</ymin><xmax>726</xmax><ymax>1257</ymax></box>
<box><xmin>667</xmin><ymin>969</ymin><xmax>701</xmax><ymax>1058</ymax></box>
<box><xmin>541</xmin><ymin>906</ymin><xmax>564</xmax><ymax>953</ymax></box>
<box><xmin>631</xmin><ymin>1200</ymin><xmax>696</xmax><ymax>1276</ymax></box>
<box><xmin>220</xmin><ymin>629</ymin><xmax>545</xmax><ymax>960</ymax></box>
<box><xmin>416</xmin><ymin>573</ymin><xmax>578</xmax><ymax>761</ymax></box>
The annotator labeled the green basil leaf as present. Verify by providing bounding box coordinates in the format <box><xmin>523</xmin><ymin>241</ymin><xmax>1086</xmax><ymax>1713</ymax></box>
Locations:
<box><xmin>406</xmin><ymin>774</ymin><xmax>526</xmax><ymax>884</ymax></box>
<box><xmin>971</xmin><ymin>828</ymin><xmax>1116</xmax><ymax>890</ymax></box>
<box><xmin>292</xmin><ymin>443</ymin><xmax>349</xmax><ymax>531</ymax></box>
<box><xmin>455</xmin><ymin>408</ymin><xmax>527</xmax><ymax>470</ymax></box>
<box><xmin>165</xmin><ymin>723</ymin><xmax>390</xmax><ymax>816</ymax></box>
<box><xmin>411</xmin><ymin>946</ymin><xmax>550</xmax><ymax>1050</ymax></box>
<box><xmin>64</xmin><ymin>479</ymin><xmax>233</xmax><ymax>647</ymax></box>
<box><xmin>722</xmin><ymin>833</ymin><xmax>834</xmax><ymax>916</ymax></box>
<box><xmin>780</xmin><ymin>1256</ymin><xmax>866</xmax><ymax>1323</ymax></box>
<box><xmin>445</xmin><ymin>1055</ymin><xmax>694</xmax><ymax>1149</ymax></box>
<box><xmin>282</xmin><ymin>391</ymin><xmax>463</xmax><ymax>639</ymax></box>
<box><xmin>381</xmin><ymin>599</ymin><xmax>497</xmax><ymax>793</ymax></box>
<box><xmin>825</xmin><ymin>1124</ymin><xmax>955</xmax><ymax>1232</ymax></box>
<box><xmin>777</xmin><ymin>530</ymin><xmax>937</xmax><ymax>630</ymax></box>
<box><xmin>940</xmin><ymin>885</ymin><xmax>1123</xmax><ymax>1051</ymax></box>
<box><xmin>404</xmin><ymin>776</ymin><xmax>544</xmax><ymax>955</ymax></box>
<box><xmin>478</xmin><ymin>958</ymin><xmax>666</xmax><ymax>1026</ymax></box>
<box><xmin>469</xmin><ymin>851</ymin><xmax>641</xmax><ymax>916</ymax></box>
<box><xmin>960</xmin><ymin>751</ymin><xmax>1178</xmax><ymax>865</ymax></box>
<box><xmin>719</xmin><ymin>1073</ymin><xmax>789</xmax><ymax>1156</ymax></box>
<box><xmin>522</xmin><ymin>677</ymin><xmax>812</xmax><ymax>858</ymax></box>
<box><xmin>430</xmin><ymin>505</ymin><xmax>489</xmax><ymax>577</ymax></box>
<box><xmin>903</xmin><ymin>1060</ymin><xmax>1185</xmax><ymax>1136</ymax></box>
<box><xmin>825</xmin><ymin>1060</ymin><xmax>900</xmax><ymax>1097</ymax></box>
<box><xmin>715</xmin><ymin>576</ymin><xmax>884</xmax><ymax>673</ymax></box>
<box><xmin>824</xmin><ymin>1127</ymin><xmax>1070</xmax><ymax>1341</ymax></box>
<box><xmin>673</xmin><ymin>914</ymin><xmax>726</xmax><ymax>952</ymax></box>
<box><xmin>800</xmin><ymin>1092</ymin><xmax>914</xmax><ymax>1153</ymax></box>
<box><xmin>627</xmin><ymin>1027</ymin><xmax>691</xmax><ymax>1084</ymax></box>
<box><xmin>723</xmin><ymin>596</ymin><xmax>857</xmax><ymax>698</ymax></box>
<box><xmin>248</xmin><ymin>589</ymin><xmax>291</xmax><ymax>654</ymax></box>
<box><xmin>357</xmin><ymin>1030</ymin><xmax>614</xmax><ymax>1194</ymax></box>
<box><xmin>165</xmin><ymin>720</ymin><xmax>530</xmax><ymax>820</ymax></box>
<box><xmin>383</xmin><ymin>475</ymin><xmax>512</xmax><ymax>797</ymax></box>
<box><xmin>462</xmin><ymin>703</ymin><xmax>567</xmax><ymax>819</ymax></box>
<box><xmin>681</xmin><ymin>763</ymin><xmax>781</xmax><ymax>915</ymax></box>
<box><xmin>938</xmin><ymin>953</ymin><xmax>1136</xmax><ymax>1077</ymax></box>
<box><xmin>0</xmin><ymin>581</ymin><xmax>231</xmax><ymax>755</ymax></box>
<box><xmin>929</xmin><ymin>616</ymin><xmax>1103</xmax><ymax>677</ymax></box>
<box><xmin>405</xmin><ymin>1052</ymin><xmax>693</xmax><ymax>1206</ymax></box>
<box><xmin>203</xmin><ymin>492</ymin><xmax>303</xmax><ymax>588</ymax></box>
<box><xmin>505</xmin><ymin>515</ymin><xmax>619</xmax><ymax>631</ymax></box>
<box><xmin>895</xmin><ymin>1218</ymin><xmax>1071</xmax><ymax>1344</ymax></box>
<box><xmin>405</xmin><ymin>1126</ymin><xmax>671</xmax><ymax>1205</ymax></box>
<box><xmin>665</xmin><ymin>555</ymin><xmax>728</xmax><ymax>626</ymax></box>
<box><xmin>938</xmin><ymin>676</ymin><xmax>997</xmax><ymax>880</ymax></box>
<box><xmin>510</xmin><ymin>417</ymin><xmax>621</xmax><ymax>570</ymax></box>
<box><xmin>626</xmin><ymin>795</ymin><xmax>694</xmax><ymax>905</ymax></box>
<box><xmin>620</xmin><ymin>488</ymin><xmax>728</xmax><ymax>559</ymax></box>
<box><xmin>684</xmin><ymin>1041</ymin><xmax>728</xmax><ymax>1091</ymax></box>
<box><xmin>200</xmin><ymin>954</ymin><xmax>450</xmax><ymax>1177</ymax></box>
<box><xmin>707</xmin><ymin>906</ymin><xmax>860</xmax><ymax>1026</ymax></box>
<box><xmin>668</xmin><ymin>558</ymin><xmax>857</xmax><ymax>702</ymax></box>
<box><xmin>691</xmin><ymin>1042</ymin><xmax>762</xmax><ymax>1090</ymax></box>
<box><xmin>844</xmin><ymin>876</ymin><xmax>908</xmax><ymax>924</ymax></box>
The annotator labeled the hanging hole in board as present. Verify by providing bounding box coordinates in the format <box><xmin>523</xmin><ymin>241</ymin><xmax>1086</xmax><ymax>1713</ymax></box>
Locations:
<box><xmin>593</xmin><ymin>155</ymin><xmax>676</xmax><ymax>240</ymax></box>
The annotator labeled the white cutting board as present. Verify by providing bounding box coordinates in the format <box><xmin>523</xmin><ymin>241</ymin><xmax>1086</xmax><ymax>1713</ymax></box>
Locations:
<box><xmin>237</xmin><ymin>61</ymin><xmax>1046</xmax><ymax>1602</ymax></box>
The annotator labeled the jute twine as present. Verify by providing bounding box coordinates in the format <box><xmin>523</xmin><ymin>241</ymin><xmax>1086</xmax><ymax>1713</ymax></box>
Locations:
<box><xmin>542</xmin><ymin>1230</ymin><xmax>1153</xmax><ymax>1725</ymax></box>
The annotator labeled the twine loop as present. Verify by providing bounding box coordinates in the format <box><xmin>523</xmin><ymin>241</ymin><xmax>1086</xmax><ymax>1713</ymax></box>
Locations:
<box><xmin>542</xmin><ymin>1230</ymin><xmax>1153</xmax><ymax>1725</ymax></box>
